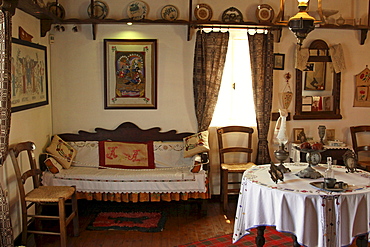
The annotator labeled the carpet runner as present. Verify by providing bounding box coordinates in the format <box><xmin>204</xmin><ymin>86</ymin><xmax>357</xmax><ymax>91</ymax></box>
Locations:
<box><xmin>177</xmin><ymin>226</ymin><xmax>299</xmax><ymax>246</ymax></box>
<box><xmin>87</xmin><ymin>211</ymin><xmax>166</xmax><ymax>232</ymax></box>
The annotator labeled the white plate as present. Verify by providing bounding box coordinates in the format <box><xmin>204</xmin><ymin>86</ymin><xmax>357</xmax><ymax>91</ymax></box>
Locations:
<box><xmin>256</xmin><ymin>4</ymin><xmax>274</xmax><ymax>23</ymax></box>
<box><xmin>127</xmin><ymin>1</ymin><xmax>149</xmax><ymax>20</ymax></box>
<box><xmin>194</xmin><ymin>4</ymin><xmax>212</xmax><ymax>21</ymax></box>
<box><xmin>161</xmin><ymin>5</ymin><xmax>179</xmax><ymax>21</ymax></box>
<box><xmin>88</xmin><ymin>1</ymin><xmax>109</xmax><ymax>19</ymax></box>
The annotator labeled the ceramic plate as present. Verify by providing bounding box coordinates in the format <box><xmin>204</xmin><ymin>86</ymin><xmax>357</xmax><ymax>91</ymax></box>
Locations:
<box><xmin>88</xmin><ymin>1</ymin><xmax>109</xmax><ymax>19</ymax></box>
<box><xmin>256</xmin><ymin>4</ymin><xmax>274</xmax><ymax>23</ymax></box>
<box><xmin>222</xmin><ymin>7</ymin><xmax>243</xmax><ymax>23</ymax></box>
<box><xmin>161</xmin><ymin>5</ymin><xmax>179</xmax><ymax>21</ymax></box>
<box><xmin>194</xmin><ymin>4</ymin><xmax>212</xmax><ymax>21</ymax></box>
<box><xmin>47</xmin><ymin>2</ymin><xmax>66</xmax><ymax>19</ymax></box>
<box><xmin>127</xmin><ymin>1</ymin><xmax>149</xmax><ymax>20</ymax></box>
<box><xmin>36</xmin><ymin>0</ymin><xmax>45</xmax><ymax>8</ymax></box>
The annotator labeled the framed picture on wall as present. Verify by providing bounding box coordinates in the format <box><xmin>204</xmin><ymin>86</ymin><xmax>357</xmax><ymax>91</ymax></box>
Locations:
<box><xmin>273</xmin><ymin>53</ymin><xmax>285</xmax><ymax>70</ymax></box>
<box><xmin>104</xmin><ymin>39</ymin><xmax>157</xmax><ymax>109</ymax></box>
<box><xmin>293</xmin><ymin>128</ymin><xmax>306</xmax><ymax>143</ymax></box>
<box><xmin>326</xmin><ymin>129</ymin><xmax>335</xmax><ymax>141</ymax></box>
<box><xmin>11</xmin><ymin>38</ymin><xmax>48</xmax><ymax>112</ymax></box>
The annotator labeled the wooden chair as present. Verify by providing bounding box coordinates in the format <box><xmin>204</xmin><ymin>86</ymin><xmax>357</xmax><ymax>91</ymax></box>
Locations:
<box><xmin>217</xmin><ymin>126</ymin><xmax>255</xmax><ymax>212</ymax></box>
<box><xmin>350</xmin><ymin>125</ymin><xmax>370</xmax><ymax>171</ymax></box>
<box><xmin>9</xmin><ymin>141</ymin><xmax>79</xmax><ymax>247</ymax></box>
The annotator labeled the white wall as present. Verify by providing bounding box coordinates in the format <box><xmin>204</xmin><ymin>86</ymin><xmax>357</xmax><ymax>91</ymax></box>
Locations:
<box><xmin>49</xmin><ymin>24</ymin><xmax>197</xmax><ymax>134</ymax></box>
<box><xmin>0</xmin><ymin>10</ymin><xmax>53</xmax><ymax>238</ymax></box>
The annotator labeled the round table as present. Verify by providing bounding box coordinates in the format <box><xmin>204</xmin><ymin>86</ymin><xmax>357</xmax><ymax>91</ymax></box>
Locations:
<box><xmin>233</xmin><ymin>163</ymin><xmax>370</xmax><ymax>247</ymax></box>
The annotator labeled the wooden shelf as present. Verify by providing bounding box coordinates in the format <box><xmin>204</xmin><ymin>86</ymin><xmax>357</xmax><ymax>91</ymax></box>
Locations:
<box><xmin>15</xmin><ymin>0</ymin><xmax>370</xmax><ymax>44</ymax></box>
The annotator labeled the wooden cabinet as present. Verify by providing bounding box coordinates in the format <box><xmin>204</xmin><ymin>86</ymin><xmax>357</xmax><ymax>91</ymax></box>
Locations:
<box><xmin>291</xmin><ymin>143</ymin><xmax>350</xmax><ymax>165</ymax></box>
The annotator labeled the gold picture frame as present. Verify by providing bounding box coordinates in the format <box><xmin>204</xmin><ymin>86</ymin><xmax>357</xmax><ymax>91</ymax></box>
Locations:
<box><xmin>293</xmin><ymin>128</ymin><xmax>306</xmax><ymax>143</ymax></box>
<box><xmin>326</xmin><ymin>129</ymin><xmax>335</xmax><ymax>141</ymax></box>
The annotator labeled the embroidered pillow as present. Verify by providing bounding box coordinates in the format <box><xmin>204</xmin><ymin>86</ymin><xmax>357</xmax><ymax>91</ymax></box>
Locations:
<box><xmin>44</xmin><ymin>157</ymin><xmax>63</xmax><ymax>174</ymax></box>
<box><xmin>67</xmin><ymin>141</ymin><xmax>99</xmax><ymax>167</ymax></box>
<box><xmin>46</xmin><ymin>135</ymin><xmax>76</xmax><ymax>169</ymax></box>
<box><xmin>183</xmin><ymin>131</ymin><xmax>210</xmax><ymax>158</ymax></box>
<box><xmin>153</xmin><ymin>141</ymin><xmax>195</xmax><ymax>168</ymax></box>
<box><xmin>99</xmin><ymin>141</ymin><xmax>155</xmax><ymax>169</ymax></box>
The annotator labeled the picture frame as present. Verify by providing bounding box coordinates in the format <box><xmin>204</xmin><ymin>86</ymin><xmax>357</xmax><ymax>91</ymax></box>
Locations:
<box><xmin>326</xmin><ymin>129</ymin><xmax>335</xmax><ymax>141</ymax></box>
<box><xmin>293</xmin><ymin>128</ymin><xmax>306</xmax><ymax>143</ymax></box>
<box><xmin>104</xmin><ymin>39</ymin><xmax>157</xmax><ymax>109</ymax></box>
<box><xmin>11</xmin><ymin>38</ymin><xmax>48</xmax><ymax>112</ymax></box>
<box><xmin>273</xmin><ymin>53</ymin><xmax>285</xmax><ymax>70</ymax></box>
<box><xmin>304</xmin><ymin>62</ymin><xmax>326</xmax><ymax>90</ymax></box>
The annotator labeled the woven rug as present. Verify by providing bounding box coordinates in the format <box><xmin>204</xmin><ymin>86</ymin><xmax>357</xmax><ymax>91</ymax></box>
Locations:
<box><xmin>87</xmin><ymin>211</ymin><xmax>166</xmax><ymax>232</ymax></box>
<box><xmin>177</xmin><ymin>226</ymin><xmax>299</xmax><ymax>246</ymax></box>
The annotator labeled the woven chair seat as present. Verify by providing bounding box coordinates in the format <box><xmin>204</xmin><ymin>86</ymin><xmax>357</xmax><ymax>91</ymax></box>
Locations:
<box><xmin>25</xmin><ymin>186</ymin><xmax>75</xmax><ymax>203</ymax></box>
<box><xmin>221</xmin><ymin>162</ymin><xmax>256</xmax><ymax>173</ymax></box>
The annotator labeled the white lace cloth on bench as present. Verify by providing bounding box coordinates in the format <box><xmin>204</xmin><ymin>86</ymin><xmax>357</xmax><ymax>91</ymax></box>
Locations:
<box><xmin>42</xmin><ymin>140</ymin><xmax>208</xmax><ymax>194</ymax></box>
<box><xmin>42</xmin><ymin>167</ymin><xmax>207</xmax><ymax>194</ymax></box>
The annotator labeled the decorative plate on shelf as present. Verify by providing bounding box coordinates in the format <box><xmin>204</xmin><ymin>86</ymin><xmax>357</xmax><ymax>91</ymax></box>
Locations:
<box><xmin>35</xmin><ymin>0</ymin><xmax>45</xmax><ymax>8</ymax></box>
<box><xmin>127</xmin><ymin>1</ymin><xmax>149</xmax><ymax>20</ymax></box>
<box><xmin>87</xmin><ymin>1</ymin><xmax>109</xmax><ymax>19</ymax></box>
<box><xmin>194</xmin><ymin>4</ymin><xmax>212</xmax><ymax>21</ymax></box>
<box><xmin>256</xmin><ymin>4</ymin><xmax>274</xmax><ymax>24</ymax></box>
<box><xmin>222</xmin><ymin>7</ymin><xmax>243</xmax><ymax>23</ymax></box>
<box><xmin>47</xmin><ymin>2</ymin><xmax>66</xmax><ymax>19</ymax></box>
<box><xmin>161</xmin><ymin>5</ymin><xmax>179</xmax><ymax>21</ymax></box>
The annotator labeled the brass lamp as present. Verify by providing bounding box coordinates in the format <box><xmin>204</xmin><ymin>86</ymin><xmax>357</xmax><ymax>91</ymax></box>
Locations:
<box><xmin>288</xmin><ymin>0</ymin><xmax>316</xmax><ymax>46</ymax></box>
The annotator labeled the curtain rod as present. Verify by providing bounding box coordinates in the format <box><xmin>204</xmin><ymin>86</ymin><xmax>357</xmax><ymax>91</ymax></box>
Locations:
<box><xmin>194</xmin><ymin>25</ymin><xmax>280</xmax><ymax>31</ymax></box>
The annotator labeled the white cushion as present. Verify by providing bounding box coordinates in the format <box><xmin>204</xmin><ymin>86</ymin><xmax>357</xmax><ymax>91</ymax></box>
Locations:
<box><xmin>67</xmin><ymin>141</ymin><xmax>99</xmax><ymax>167</ymax></box>
<box><xmin>153</xmin><ymin>141</ymin><xmax>195</xmax><ymax>168</ymax></box>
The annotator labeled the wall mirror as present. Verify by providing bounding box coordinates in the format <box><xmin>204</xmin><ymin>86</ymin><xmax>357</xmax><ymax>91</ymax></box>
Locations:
<box><xmin>293</xmin><ymin>39</ymin><xmax>342</xmax><ymax>120</ymax></box>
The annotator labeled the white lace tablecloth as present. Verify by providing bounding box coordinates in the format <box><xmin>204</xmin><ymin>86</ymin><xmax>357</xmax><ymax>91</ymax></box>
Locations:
<box><xmin>233</xmin><ymin>163</ymin><xmax>370</xmax><ymax>247</ymax></box>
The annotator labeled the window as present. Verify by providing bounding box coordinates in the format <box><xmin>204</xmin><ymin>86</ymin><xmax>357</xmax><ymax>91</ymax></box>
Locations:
<box><xmin>210</xmin><ymin>30</ymin><xmax>256</xmax><ymax>127</ymax></box>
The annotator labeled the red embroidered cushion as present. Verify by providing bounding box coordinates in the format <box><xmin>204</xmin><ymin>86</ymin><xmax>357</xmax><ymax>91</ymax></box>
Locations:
<box><xmin>99</xmin><ymin>141</ymin><xmax>155</xmax><ymax>169</ymax></box>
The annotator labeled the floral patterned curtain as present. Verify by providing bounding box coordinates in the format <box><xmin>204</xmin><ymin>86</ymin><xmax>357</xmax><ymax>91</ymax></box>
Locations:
<box><xmin>248</xmin><ymin>32</ymin><xmax>274</xmax><ymax>165</ymax></box>
<box><xmin>193</xmin><ymin>31</ymin><xmax>229</xmax><ymax>132</ymax></box>
<box><xmin>0</xmin><ymin>3</ymin><xmax>15</xmax><ymax>247</ymax></box>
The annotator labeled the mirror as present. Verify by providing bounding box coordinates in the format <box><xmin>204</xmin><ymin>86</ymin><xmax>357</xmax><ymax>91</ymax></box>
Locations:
<box><xmin>294</xmin><ymin>39</ymin><xmax>342</xmax><ymax>120</ymax></box>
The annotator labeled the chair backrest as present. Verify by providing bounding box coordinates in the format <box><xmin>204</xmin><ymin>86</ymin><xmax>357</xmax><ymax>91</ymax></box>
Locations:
<box><xmin>350</xmin><ymin>126</ymin><xmax>370</xmax><ymax>154</ymax></box>
<box><xmin>8</xmin><ymin>142</ymin><xmax>42</xmax><ymax>200</ymax></box>
<box><xmin>217</xmin><ymin>126</ymin><xmax>254</xmax><ymax>164</ymax></box>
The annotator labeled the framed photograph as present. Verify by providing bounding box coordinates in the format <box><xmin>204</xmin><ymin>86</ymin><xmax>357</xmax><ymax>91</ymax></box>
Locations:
<box><xmin>304</xmin><ymin>62</ymin><xmax>326</xmax><ymax>90</ymax></box>
<box><xmin>11</xmin><ymin>38</ymin><xmax>48</xmax><ymax>112</ymax></box>
<box><xmin>293</xmin><ymin>128</ymin><xmax>306</xmax><ymax>143</ymax></box>
<box><xmin>273</xmin><ymin>53</ymin><xmax>285</xmax><ymax>70</ymax></box>
<box><xmin>322</xmin><ymin>96</ymin><xmax>332</xmax><ymax>111</ymax></box>
<box><xmin>104</xmin><ymin>39</ymin><xmax>157</xmax><ymax>109</ymax></box>
<box><xmin>302</xmin><ymin>96</ymin><xmax>313</xmax><ymax>105</ymax></box>
<box><xmin>326</xmin><ymin>129</ymin><xmax>335</xmax><ymax>141</ymax></box>
<box><xmin>311</xmin><ymin>96</ymin><xmax>322</xmax><ymax>111</ymax></box>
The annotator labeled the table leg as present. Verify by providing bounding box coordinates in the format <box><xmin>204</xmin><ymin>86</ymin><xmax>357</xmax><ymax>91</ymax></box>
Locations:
<box><xmin>356</xmin><ymin>233</ymin><xmax>369</xmax><ymax>247</ymax></box>
<box><xmin>256</xmin><ymin>226</ymin><xmax>266</xmax><ymax>247</ymax></box>
<box><xmin>291</xmin><ymin>234</ymin><xmax>301</xmax><ymax>247</ymax></box>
